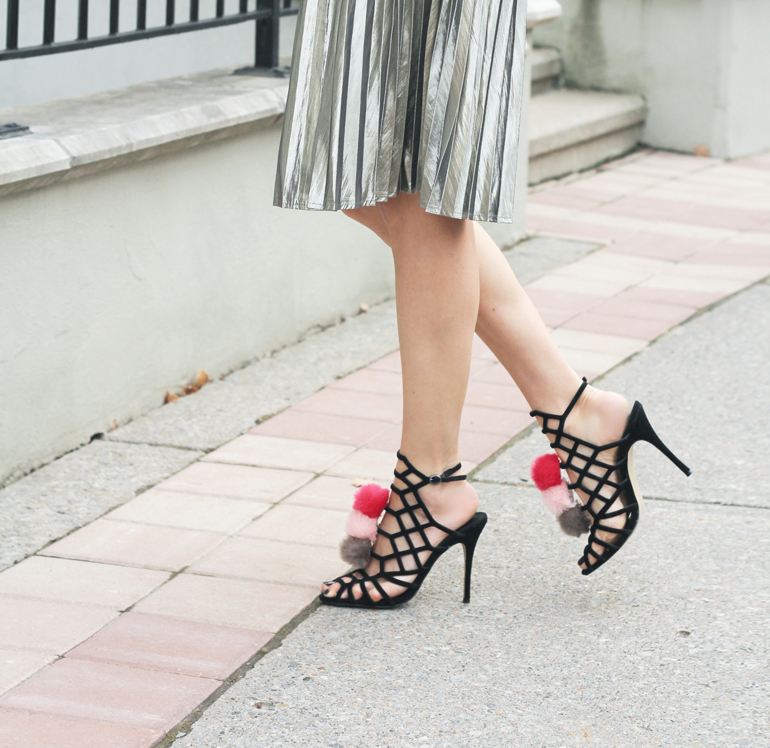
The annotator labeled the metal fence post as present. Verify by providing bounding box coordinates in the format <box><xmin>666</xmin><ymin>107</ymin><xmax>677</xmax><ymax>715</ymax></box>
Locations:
<box><xmin>255</xmin><ymin>0</ymin><xmax>280</xmax><ymax>69</ymax></box>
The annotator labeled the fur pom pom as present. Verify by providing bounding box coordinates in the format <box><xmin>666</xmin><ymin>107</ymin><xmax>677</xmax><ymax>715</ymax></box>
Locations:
<box><xmin>340</xmin><ymin>536</ymin><xmax>372</xmax><ymax>567</ymax></box>
<box><xmin>352</xmin><ymin>484</ymin><xmax>390</xmax><ymax>518</ymax></box>
<box><xmin>539</xmin><ymin>483</ymin><xmax>575</xmax><ymax>516</ymax></box>
<box><xmin>530</xmin><ymin>453</ymin><xmax>562</xmax><ymax>491</ymax></box>
<box><xmin>557</xmin><ymin>505</ymin><xmax>591</xmax><ymax>537</ymax></box>
<box><xmin>346</xmin><ymin>509</ymin><xmax>379</xmax><ymax>542</ymax></box>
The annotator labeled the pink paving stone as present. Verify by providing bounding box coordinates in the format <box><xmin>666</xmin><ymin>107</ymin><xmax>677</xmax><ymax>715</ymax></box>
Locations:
<box><xmin>39</xmin><ymin>520</ymin><xmax>225</xmax><ymax>572</ymax></box>
<box><xmin>557</xmin><ymin>185</ymin><xmax>621</xmax><ymax>202</ymax></box>
<box><xmin>674</xmin><ymin>204</ymin><xmax>770</xmax><ymax>231</ymax></box>
<box><xmin>534</xmin><ymin>219</ymin><xmax>638</xmax><ymax>243</ymax></box>
<box><xmin>238</xmin><ymin>504</ymin><xmax>347</xmax><ymax>548</ymax></box>
<box><xmin>464</xmin><ymin>381</ymin><xmax>529</xmax><ymax>411</ymax></box>
<box><xmin>368</xmin><ymin>350</ymin><xmax>402</xmax><ymax>372</ymax></box>
<box><xmin>607</xmin><ymin>233</ymin><xmax>708</xmax><ymax>261</ymax></box>
<box><xmin>132</xmin><ymin>574</ymin><xmax>318</xmax><ymax>632</ymax></box>
<box><xmin>188</xmin><ymin>537</ymin><xmax>348</xmax><ymax>588</ymax></box>
<box><xmin>562</xmin><ymin>312</ymin><xmax>674</xmax><ymax>341</ymax></box>
<box><xmin>641</xmin><ymin>153</ymin><xmax>718</xmax><ymax>172</ymax></box>
<box><xmin>685</xmin><ymin>247</ymin><xmax>770</xmax><ymax>267</ymax></box>
<box><xmin>68</xmin><ymin>612</ymin><xmax>270</xmax><ymax>680</ymax></box>
<box><xmin>282</xmin><ymin>475</ymin><xmax>363</xmax><ymax>512</ymax></box>
<box><xmin>456</xmin><ymin>431</ymin><xmax>512</xmax><ymax>464</ymax></box>
<box><xmin>534</xmin><ymin>305</ymin><xmax>580</xmax><ymax>327</ymax></box>
<box><xmin>293</xmin><ymin>388</ymin><xmax>403</xmax><ymax>423</ymax></box>
<box><xmin>0</xmin><ymin>650</ymin><xmax>55</xmax><ymax>697</ymax></box>
<box><xmin>524</xmin><ymin>287</ymin><xmax>604</xmax><ymax>312</ymax></box>
<box><xmin>324</xmin><ymin>448</ymin><xmax>396</xmax><ymax>483</ymax></box>
<box><xmin>621</xmin><ymin>285</ymin><xmax>724</xmax><ymax>309</ymax></box>
<box><xmin>528</xmin><ymin>191</ymin><xmax>604</xmax><ymax>210</ymax></box>
<box><xmin>460</xmin><ymin>405</ymin><xmax>534</xmax><ymax>436</ymax></box>
<box><xmin>106</xmin><ymin>490</ymin><xmax>269</xmax><ymax>534</ymax></box>
<box><xmin>589</xmin><ymin>295</ymin><xmax>697</xmax><ymax>324</ymax></box>
<box><xmin>0</xmin><ymin>595</ymin><xmax>116</xmax><ymax>656</ymax></box>
<box><xmin>0</xmin><ymin>658</ymin><xmax>219</xmax><ymax>731</ymax></box>
<box><xmin>158</xmin><ymin>461</ymin><xmax>313</xmax><ymax>503</ymax></box>
<box><xmin>0</xmin><ymin>709</ymin><xmax>161</xmax><ymax>748</ymax></box>
<box><xmin>594</xmin><ymin>195</ymin><xmax>685</xmax><ymax>221</ymax></box>
<box><xmin>250</xmin><ymin>409</ymin><xmax>391</xmax><ymax>447</ymax></box>
<box><xmin>329</xmin><ymin>368</ymin><xmax>403</xmax><ymax>396</ymax></box>
<box><xmin>361</xmin><ymin>423</ymin><xmax>402</xmax><ymax>453</ymax></box>
<box><xmin>0</xmin><ymin>556</ymin><xmax>169</xmax><ymax>609</ymax></box>
<box><xmin>738</xmin><ymin>157</ymin><xmax>770</xmax><ymax>172</ymax></box>
<box><xmin>202</xmin><ymin>434</ymin><xmax>353</xmax><ymax>473</ymax></box>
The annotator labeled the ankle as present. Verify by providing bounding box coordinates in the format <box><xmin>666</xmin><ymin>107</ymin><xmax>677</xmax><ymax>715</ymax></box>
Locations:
<box><xmin>418</xmin><ymin>480</ymin><xmax>479</xmax><ymax>521</ymax></box>
<box><xmin>567</xmin><ymin>387</ymin><xmax>630</xmax><ymax>443</ymax></box>
<box><xmin>396</xmin><ymin>451</ymin><xmax>461</xmax><ymax>479</ymax></box>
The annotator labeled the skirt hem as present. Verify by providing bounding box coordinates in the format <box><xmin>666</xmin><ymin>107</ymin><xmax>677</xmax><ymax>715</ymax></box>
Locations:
<box><xmin>273</xmin><ymin>190</ymin><xmax>514</xmax><ymax>224</ymax></box>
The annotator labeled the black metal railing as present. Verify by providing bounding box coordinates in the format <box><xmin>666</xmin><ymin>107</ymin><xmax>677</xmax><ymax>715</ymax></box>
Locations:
<box><xmin>1</xmin><ymin>0</ymin><xmax>297</xmax><ymax>69</ymax></box>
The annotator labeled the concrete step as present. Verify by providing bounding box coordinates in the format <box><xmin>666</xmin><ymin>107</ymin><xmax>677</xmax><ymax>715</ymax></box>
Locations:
<box><xmin>531</xmin><ymin>47</ymin><xmax>562</xmax><ymax>95</ymax></box>
<box><xmin>528</xmin><ymin>88</ymin><xmax>647</xmax><ymax>184</ymax></box>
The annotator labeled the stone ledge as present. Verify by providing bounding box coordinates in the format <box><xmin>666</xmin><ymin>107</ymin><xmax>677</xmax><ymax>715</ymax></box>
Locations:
<box><xmin>527</xmin><ymin>0</ymin><xmax>562</xmax><ymax>28</ymax></box>
<box><xmin>0</xmin><ymin>68</ymin><xmax>289</xmax><ymax>197</ymax></box>
<box><xmin>529</xmin><ymin>88</ymin><xmax>647</xmax><ymax>158</ymax></box>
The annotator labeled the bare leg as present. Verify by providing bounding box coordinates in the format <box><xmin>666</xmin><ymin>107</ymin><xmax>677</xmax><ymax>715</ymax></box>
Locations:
<box><xmin>474</xmin><ymin>223</ymin><xmax>630</xmax><ymax>568</ymax></box>
<box><xmin>338</xmin><ymin>208</ymin><xmax>630</xmax><ymax>570</ymax></box>
<box><xmin>324</xmin><ymin>194</ymin><xmax>480</xmax><ymax>601</ymax></box>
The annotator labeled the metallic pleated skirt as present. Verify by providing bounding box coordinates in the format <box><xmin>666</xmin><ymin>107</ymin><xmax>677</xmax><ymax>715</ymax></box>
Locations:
<box><xmin>273</xmin><ymin>0</ymin><xmax>526</xmax><ymax>223</ymax></box>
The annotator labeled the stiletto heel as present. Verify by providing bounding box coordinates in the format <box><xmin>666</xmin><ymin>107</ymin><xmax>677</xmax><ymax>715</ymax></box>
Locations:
<box><xmin>460</xmin><ymin>514</ymin><xmax>487</xmax><ymax>604</ymax></box>
<box><xmin>321</xmin><ymin>451</ymin><xmax>487</xmax><ymax>609</ymax></box>
<box><xmin>531</xmin><ymin>378</ymin><xmax>692</xmax><ymax>576</ymax></box>
<box><xmin>627</xmin><ymin>402</ymin><xmax>692</xmax><ymax>476</ymax></box>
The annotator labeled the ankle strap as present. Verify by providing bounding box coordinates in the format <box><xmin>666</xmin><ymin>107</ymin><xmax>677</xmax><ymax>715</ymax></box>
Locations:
<box><xmin>396</xmin><ymin>451</ymin><xmax>466</xmax><ymax>484</ymax></box>
<box><xmin>529</xmin><ymin>377</ymin><xmax>588</xmax><ymax>420</ymax></box>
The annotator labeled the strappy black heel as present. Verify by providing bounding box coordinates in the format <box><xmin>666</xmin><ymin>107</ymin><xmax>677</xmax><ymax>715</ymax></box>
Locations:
<box><xmin>530</xmin><ymin>378</ymin><xmax>691</xmax><ymax>575</ymax></box>
<box><xmin>320</xmin><ymin>451</ymin><xmax>487</xmax><ymax>608</ymax></box>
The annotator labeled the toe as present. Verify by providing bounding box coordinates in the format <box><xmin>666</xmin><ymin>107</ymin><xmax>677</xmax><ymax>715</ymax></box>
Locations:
<box><xmin>321</xmin><ymin>580</ymin><xmax>341</xmax><ymax>597</ymax></box>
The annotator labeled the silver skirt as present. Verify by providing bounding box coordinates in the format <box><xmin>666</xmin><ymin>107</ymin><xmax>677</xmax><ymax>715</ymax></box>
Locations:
<box><xmin>273</xmin><ymin>0</ymin><xmax>526</xmax><ymax>223</ymax></box>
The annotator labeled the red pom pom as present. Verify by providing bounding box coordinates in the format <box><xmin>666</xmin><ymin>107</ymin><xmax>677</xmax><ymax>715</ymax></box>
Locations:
<box><xmin>530</xmin><ymin>453</ymin><xmax>562</xmax><ymax>491</ymax></box>
<box><xmin>352</xmin><ymin>484</ymin><xmax>390</xmax><ymax>518</ymax></box>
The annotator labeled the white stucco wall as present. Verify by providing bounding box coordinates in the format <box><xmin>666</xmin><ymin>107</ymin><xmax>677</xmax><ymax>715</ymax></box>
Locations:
<box><xmin>0</xmin><ymin>123</ymin><xmax>396</xmax><ymax>485</ymax></box>
<box><xmin>0</xmin><ymin>0</ymin><xmax>297</xmax><ymax>109</ymax></box>
<box><xmin>532</xmin><ymin>0</ymin><xmax>770</xmax><ymax>159</ymax></box>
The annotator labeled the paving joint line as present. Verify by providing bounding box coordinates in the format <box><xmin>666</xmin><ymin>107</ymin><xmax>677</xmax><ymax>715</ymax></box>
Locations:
<box><xmin>154</xmin><ymin>597</ymin><xmax>322</xmax><ymax>748</ymax></box>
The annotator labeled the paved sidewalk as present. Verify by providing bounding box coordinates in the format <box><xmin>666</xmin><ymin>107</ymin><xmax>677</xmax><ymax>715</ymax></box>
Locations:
<box><xmin>0</xmin><ymin>148</ymin><xmax>769</xmax><ymax>747</ymax></box>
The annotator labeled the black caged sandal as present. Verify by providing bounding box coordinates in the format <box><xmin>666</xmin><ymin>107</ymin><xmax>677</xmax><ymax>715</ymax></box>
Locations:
<box><xmin>530</xmin><ymin>378</ymin><xmax>692</xmax><ymax>575</ymax></box>
<box><xmin>320</xmin><ymin>451</ymin><xmax>487</xmax><ymax>609</ymax></box>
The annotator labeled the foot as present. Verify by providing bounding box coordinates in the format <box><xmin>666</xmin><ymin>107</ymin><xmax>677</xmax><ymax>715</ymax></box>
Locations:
<box><xmin>550</xmin><ymin>386</ymin><xmax>630</xmax><ymax>571</ymax></box>
<box><xmin>321</xmin><ymin>459</ymin><xmax>479</xmax><ymax>603</ymax></box>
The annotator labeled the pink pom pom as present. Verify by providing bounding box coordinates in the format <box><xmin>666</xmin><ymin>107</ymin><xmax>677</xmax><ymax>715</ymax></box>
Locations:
<box><xmin>352</xmin><ymin>484</ymin><xmax>390</xmax><ymax>518</ymax></box>
<box><xmin>346</xmin><ymin>509</ymin><xmax>379</xmax><ymax>542</ymax></box>
<box><xmin>530</xmin><ymin>453</ymin><xmax>562</xmax><ymax>491</ymax></box>
<box><xmin>539</xmin><ymin>483</ymin><xmax>575</xmax><ymax>517</ymax></box>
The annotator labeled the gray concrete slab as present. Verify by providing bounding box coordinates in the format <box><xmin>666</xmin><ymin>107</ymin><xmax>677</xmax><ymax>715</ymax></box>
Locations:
<box><xmin>477</xmin><ymin>280</ymin><xmax>770</xmax><ymax>508</ymax></box>
<box><xmin>172</xmin><ymin>483</ymin><xmax>769</xmax><ymax>748</ymax></box>
<box><xmin>0</xmin><ymin>441</ymin><xmax>201</xmax><ymax>571</ymax></box>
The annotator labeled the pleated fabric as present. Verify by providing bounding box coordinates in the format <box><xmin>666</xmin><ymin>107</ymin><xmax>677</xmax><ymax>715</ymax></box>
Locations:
<box><xmin>273</xmin><ymin>0</ymin><xmax>526</xmax><ymax>223</ymax></box>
